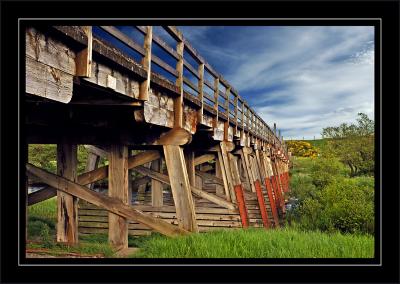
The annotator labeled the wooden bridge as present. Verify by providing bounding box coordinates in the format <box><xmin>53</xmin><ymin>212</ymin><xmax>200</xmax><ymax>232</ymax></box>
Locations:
<box><xmin>25</xmin><ymin>25</ymin><xmax>290</xmax><ymax>249</ymax></box>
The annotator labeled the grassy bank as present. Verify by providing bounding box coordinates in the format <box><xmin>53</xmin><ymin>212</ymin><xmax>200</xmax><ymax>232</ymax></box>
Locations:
<box><xmin>131</xmin><ymin>228</ymin><xmax>374</xmax><ymax>258</ymax></box>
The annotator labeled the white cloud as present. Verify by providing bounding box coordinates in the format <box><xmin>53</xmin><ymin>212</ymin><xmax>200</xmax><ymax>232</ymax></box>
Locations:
<box><xmin>178</xmin><ymin>26</ymin><xmax>374</xmax><ymax>139</ymax></box>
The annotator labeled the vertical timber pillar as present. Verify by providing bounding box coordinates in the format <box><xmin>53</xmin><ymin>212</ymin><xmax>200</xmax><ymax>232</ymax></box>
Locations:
<box><xmin>108</xmin><ymin>145</ymin><xmax>129</xmax><ymax>249</ymax></box>
<box><xmin>215</xmin><ymin>157</ymin><xmax>225</xmax><ymax>197</ymax></box>
<box><xmin>184</xmin><ymin>150</ymin><xmax>196</xmax><ymax>186</ymax></box>
<box><xmin>56</xmin><ymin>143</ymin><xmax>78</xmax><ymax>244</ymax></box>
<box><xmin>163</xmin><ymin>145</ymin><xmax>198</xmax><ymax>232</ymax></box>
<box><xmin>85</xmin><ymin>152</ymin><xmax>100</xmax><ymax>189</ymax></box>
<box><xmin>151</xmin><ymin>158</ymin><xmax>163</xmax><ymax>207</ymax></box>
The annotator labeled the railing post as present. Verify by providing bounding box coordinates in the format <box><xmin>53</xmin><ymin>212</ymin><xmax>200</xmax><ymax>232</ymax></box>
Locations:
<box><xmin>234</xmin><ymin>92</ymin><xmax>238</xmax><ymax>136</ymax></box>
<box><xmin>198</xmin><ymin>63</ymin><xmax>205</xmax><ymax>124</ymax></box>
<box><xmin>175</xmin><ymin>40</ymin><xmax>184</xmax><ymax>128</ymax></box>
<box><xmin>213</xmin><ymin>77</ymin><xmax>219</xmax><ymax>128</ymax></box>
<box><xmin>224</xmin><ymin>86</ymin><xmax>230</xmax><ymax>141</ymax></box>
<box><xmin>75</xmin><ymin>26</ymin><xmax>92</xmax><ymax>78</ymax></box>
<box><xmin>139</xmin><ymin>26</ymin><xmax>153</xmax><ymax>101</ymax></box>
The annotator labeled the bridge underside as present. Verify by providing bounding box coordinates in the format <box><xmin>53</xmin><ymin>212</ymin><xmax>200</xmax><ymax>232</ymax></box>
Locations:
<box><xmin>25</xmin><ymin>25</ymin><xmax>290</xmax><ymax>249</ymax></box>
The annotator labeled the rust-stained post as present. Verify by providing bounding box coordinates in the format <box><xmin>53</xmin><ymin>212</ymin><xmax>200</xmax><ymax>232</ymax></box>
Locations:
<box><xmin>265</xmin><ymin>177</ymin><xmax>280</xmax><ymax>228</ymax></box>
<box><xmin>234</xmin><ymin>184</ymin><xmax>248</xmax><ymax>228</ymax></box>
<box><xmin>139</xmin><ymin>26</ymin><xmax>153</xmax><ymax>101</ymax></box>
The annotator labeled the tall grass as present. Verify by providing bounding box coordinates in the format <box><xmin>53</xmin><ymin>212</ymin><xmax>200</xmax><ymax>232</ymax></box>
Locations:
<box><xmin>131</xmin><ymin>228</ymin><xmax>374</xmax><ymax>258</ymax></box>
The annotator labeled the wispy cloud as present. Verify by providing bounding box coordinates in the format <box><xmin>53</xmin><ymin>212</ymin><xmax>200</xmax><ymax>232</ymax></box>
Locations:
<box><xmin>178</xmin><ymin>25</ymin><xmax>374</xmax><ymax>139</ymax></box>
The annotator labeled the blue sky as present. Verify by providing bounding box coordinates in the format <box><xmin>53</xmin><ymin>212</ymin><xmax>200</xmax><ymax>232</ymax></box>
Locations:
<box><xmin>178</xmin><ymin>26</ymin><xmax>374</xmax><ymax>140</ymax></box>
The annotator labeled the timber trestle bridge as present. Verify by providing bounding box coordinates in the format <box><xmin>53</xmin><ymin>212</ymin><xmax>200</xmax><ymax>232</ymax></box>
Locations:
<box><xmin>25</xmin><ymin>25</ymin><xmax>291</xmax><ymax>248</ymax></box>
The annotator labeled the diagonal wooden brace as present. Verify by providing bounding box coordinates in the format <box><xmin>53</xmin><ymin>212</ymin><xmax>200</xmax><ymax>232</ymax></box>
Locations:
<box><xmin>26</xmin><ymin>163</ymin><xmax>189</xmax><ymax>237</ymax></box>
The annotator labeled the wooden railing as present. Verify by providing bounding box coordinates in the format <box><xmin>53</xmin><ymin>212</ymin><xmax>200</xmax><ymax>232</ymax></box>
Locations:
<box><xmin>94</xmin><ymin>26</ymin><xmax>284</xmax><ymax>150</ymax></box>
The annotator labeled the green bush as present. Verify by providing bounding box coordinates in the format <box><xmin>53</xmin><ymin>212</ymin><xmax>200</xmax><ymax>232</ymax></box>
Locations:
<box><xmin>295</xmin><ymin>177</ymin><xmax>374</xmax><ymax>234</ymax></box>
<box><xmin>310</xmin><ymin>157</ymin><xmax>347</xmax><ymax>189</ymax></box>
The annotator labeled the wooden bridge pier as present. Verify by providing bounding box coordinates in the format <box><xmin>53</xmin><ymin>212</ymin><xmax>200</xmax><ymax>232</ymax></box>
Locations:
<box><xmin>25</xmin><ymin>25</ymin><xmax>291</xmax><ymax>248</ymax></box>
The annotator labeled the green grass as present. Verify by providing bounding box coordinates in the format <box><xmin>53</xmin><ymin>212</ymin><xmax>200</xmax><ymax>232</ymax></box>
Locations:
<box><xmin>27</xmin><ymin>198</ymin><xmax>117</xmax><ymax>257</ymax></box>
<box><xmin>131</xmin><ymin>228</ymin><xmax>374</xmax><ymax>258</ymax></box>
<box><xmin>27</xmin><ymin>238</ymin><xmax>116</xmax><ymax>257</ymax></box>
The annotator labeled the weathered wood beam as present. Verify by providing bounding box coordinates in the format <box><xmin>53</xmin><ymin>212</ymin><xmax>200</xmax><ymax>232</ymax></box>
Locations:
<box><xmin>28</xmin><ymin>150</ymin><xmax>161</xmax><ymax>205</ymax></box>
<box><xmin>199</xmin><ymin>164</ymin><xmax>213</xmax><ymax>172</ymax></box>
<box><xmin>153</xmin><ymin>128</ymin><xmax>192</xmax><ymax>146</ymax></box>
<box><xmin>84</xmin><ymin>152</ymin><xmax>100</xmax><ymax>189</ymax></box>
<box><xmin>206</xmin><ymin>141</ymin><xmax>235</xmax><ymax>153</ymax></box>
<box><xmin>75</xmin><ymin>26</ymin><xmax>92</xmax><ymax>77</ymax></box>
<box><xmin>151</xmin><ymin>158</ymin><xmax>163</xmax><ymax>207</ymax></box>
<box><xmin>194</xmin><ymin>153</ymin><xmax>215</xmax><ymax>166</ymax></box>
<box><xmin>56</xmin><ymin>143</ymin><xmax>78</xmax><ymax>244</ymax></box>
<box><xmin>131</xmin><ymin>176</ymin><xmax>151</xmax><ymax>190</ymax></box>
<box><xmin>185</xmin><ymin>150</ymin><xmax>195</xmax><ymax>186</ymax></box>
<box><xmin>217</xmin><ymin>150</ymin><xmax>231</xmax><ymax>202</ymax></box>
<box><xmin>214</xmin><ymin>158</ymin><xmax>225</xmax><ymax>197</ymax></box>
<box><xmin>174</xmin><ymin>41</ymin><xmax>184</xmax><ymax>128</ymax></box>
<box><xmin>195</xmin><ymin>171</ymin><xmax>224</xmax><ymax>186</ymax></box>
<box><xmin>241</xmin><ymin>148</ymin><xmax>256</xmax><ymax>193</ymax></box>
<box><xmin>26</xmin><ymin>163</ymin><xmax>188</xmax><ymax>237</ymax></box>
<box><xmin>197</xmin><ymin>63</ymin><xmax>205</xmax><ymax>124</ymax></box>
<box><xmin>139</xmin><ymin>26</ymin><xmax>152</xmax><ymax>101</ymax></box>
<box><xmin>84</xmin><ymin>145</ymin><xmax>108</xmax><ymax>159</ymax></box>
<box><xmin>163</xmin><ymin>145</ymin><xmax>198</xmax><ymax>232</ymax></box>
<box><xmin>108</xmin><ymin>145</ymin><xmax>129</xmax><ymax>249</ymax></box>
<box><xmin>26</xmin><ymin>56</ymin><xmax>73</xmax><ymax>104</ymax></box>
<box><xmin>219</xmin><ymin>142</ymin><xmax>237</xmax><ymax>203</ymax></box>
<box><xmin>133</xmin><ymin>166</ymin><xmax>236</xmax><ymax>210</ymax></box>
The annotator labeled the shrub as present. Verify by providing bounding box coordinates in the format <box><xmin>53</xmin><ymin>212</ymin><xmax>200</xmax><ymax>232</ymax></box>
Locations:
<box><xmin>310</xmin><ymin>157</ymin><xmax>346</xmax><ymax>189</ymax></box>
<box><xmin>287</xmin><ymin>141</ymin><xmax>318</xmax><ymax>158</ymax></box>
<box><xmin>295</xmin><ymin>177</ymin><xmax>374</xmax><ymax>234</ymax></box>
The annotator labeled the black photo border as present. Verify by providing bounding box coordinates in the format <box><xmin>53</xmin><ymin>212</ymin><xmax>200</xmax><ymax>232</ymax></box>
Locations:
<box><xmin>1</xmin><ymin>0</ymin><xmax>399</xmax><ymax>283</ymax></box>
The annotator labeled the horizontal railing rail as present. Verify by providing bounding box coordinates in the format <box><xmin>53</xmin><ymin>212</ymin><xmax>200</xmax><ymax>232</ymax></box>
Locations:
<box><xmin>94</xmin><ymin>25</ymin><xmax>285</xmax><ymax>152</ymax></box>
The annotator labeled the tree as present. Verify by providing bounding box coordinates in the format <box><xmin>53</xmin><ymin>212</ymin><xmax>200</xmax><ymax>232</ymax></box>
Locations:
<box><xmin>321</xmin><ymin>113</ymin><xmax>374</xmax><ymax>177</ymax></box>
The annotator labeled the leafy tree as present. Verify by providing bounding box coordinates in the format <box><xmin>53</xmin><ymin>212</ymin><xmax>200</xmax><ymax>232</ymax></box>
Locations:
<box><xmin>322</xmin><ymin>113</ymin><xmax>374</xmax><ymax>177</ymax></box>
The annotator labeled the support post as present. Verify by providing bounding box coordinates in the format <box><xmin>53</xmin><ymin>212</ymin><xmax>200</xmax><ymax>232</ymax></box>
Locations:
<box><xmin>215</xmin><ymin>158</ymin><xmax>225</xmax><ymax>197</ymax></box>
<box><xmin>241</xmin><ymin>148</ymin><xmax>256</xmax><ymax>192</ymax></box>
<box><xmin>151</xmin><ymin>158</ymin><xmax>163</xmax><ymax>207</ymax></box>
<box><xmin>219</xmin><ymin>142</ymin><xmax>237</xmax><ymax>203</ymax></box>
<box><xmin>184</xmin><ymin>150</ymin><xmax>195</xmax><ymax>186</ymax></box>
<box><xmin>56</xmin><ymin>143</ymin><xmax>78</xmax><ymax>244</ymax></box>
<box><xmin>85</xmin><ymin>152</ymin><xmax>100</xmax><ymax>189</ymax></box>
<box><xmin>265</xmin><ymin>177</ymin><xmax>280</xmax><ymax>228</ymax></box>
<box><xmin>163</xmin><ymin>145</ymin><xmax>198</xmax><ymax>232</ymax></box>
<box><xmin>254</xmin><ymin>180</ymin><xmax>270</xmax><ymax>229</ymax></box>
<box><xmin>108</xmin><ymin>145</ymin><xmax>129</xmax><ymax>249</ymax></box>
<box><xmin>234</xmin><ymin>184</ymin><xmax>248</xmax><ymax>228</ymax></box>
